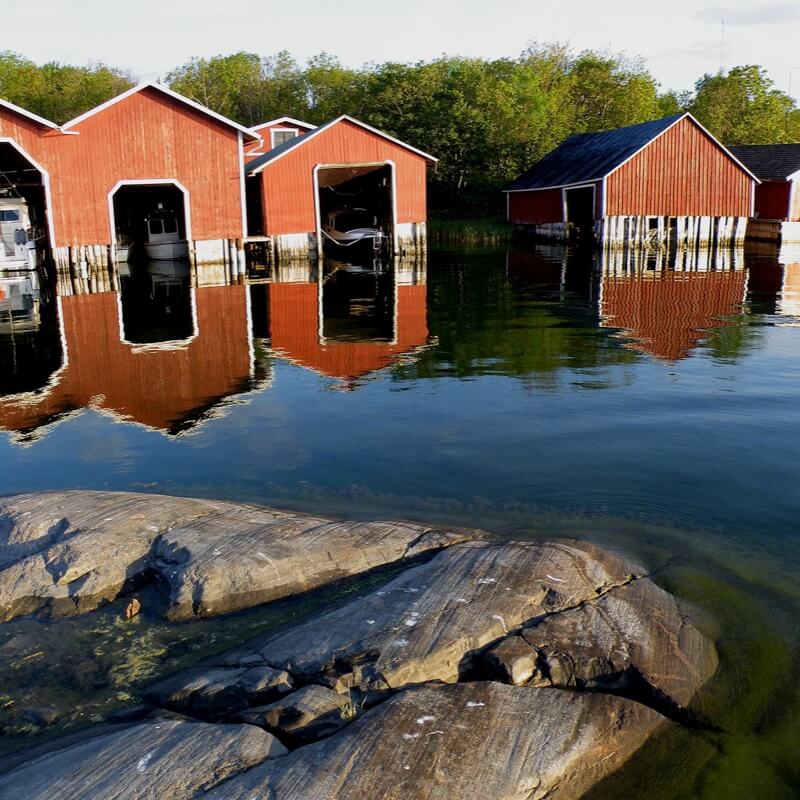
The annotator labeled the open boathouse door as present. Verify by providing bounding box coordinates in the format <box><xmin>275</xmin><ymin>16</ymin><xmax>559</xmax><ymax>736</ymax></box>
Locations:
<box><xmin>315</xmin><ymin>163</ymin><xmax>396</xmax><ymax>260</ymax></box>
<box><xmin>563</xmin><ymin>185</ymin><xmax>596</xmax><ymax>242</ymax></box>
<box><xmin>0</xmin><ymin>141</ymin><xmax>52</xmax><ymax>270</ymax></box>
<box><xmin>110</xmin><ymin>181</ymin><xmax>190</xmax><ymax>264</ymax></box>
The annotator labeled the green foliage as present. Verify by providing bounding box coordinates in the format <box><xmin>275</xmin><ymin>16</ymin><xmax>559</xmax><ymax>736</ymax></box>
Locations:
<box><xmin>0</xmin><ymin>51</ymin><xmax>133</xmax><ymax>124</ymax></box>
<box><xmin>3</xmin><ymin>48</ymin><xmax>800</xmax><ymax>214</ymax></box>
<box><xmin>689</xmin><ymin>66</ymin><xmax>800</xmax><ymax>145</ymax></box>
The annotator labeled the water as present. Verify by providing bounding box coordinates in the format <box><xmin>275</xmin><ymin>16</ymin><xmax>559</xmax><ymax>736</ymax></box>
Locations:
<box><xmin>1</xmin><ymin>247</ymin><xmax>799</xmax><ymax>797</ymax></box>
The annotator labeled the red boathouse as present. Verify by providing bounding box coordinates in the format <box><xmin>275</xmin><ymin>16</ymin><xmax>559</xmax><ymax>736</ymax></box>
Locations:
<box><xmin>245</xmin><ymin>116</ymin><xmax>437</xmax><ymax>261</ymax></box>
<box><xmin>0</xmin><ymin>84</ymin><xmax>259</xmax><ymax>271</ymax></box>
<box><xmin>506</xmin><ymin>113</ymin><xmax>757</xmax><ymax>249</ymax></box>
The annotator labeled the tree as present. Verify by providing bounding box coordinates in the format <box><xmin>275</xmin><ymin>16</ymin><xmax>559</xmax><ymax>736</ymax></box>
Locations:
<box><xmin>689</xmin><ymin>66</ymin><xmax>800</xmax><ymax>144</ymax></box>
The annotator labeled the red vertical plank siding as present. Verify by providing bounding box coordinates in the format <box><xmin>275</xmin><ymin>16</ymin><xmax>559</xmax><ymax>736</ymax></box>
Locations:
<box><xmin>753</xmin><ymin>181</ymin><xmax>792</xmax><ymax>220</ymax></box>
<box><xmin>1</xmin><ymin>88</ymin><xmax>245</xmax><ymax>246</ymax></box>
<box><xmin>245</xmin><ymin>123</ymin><xmax>314</xmax><ymax>162</ymax></box>
<box><xmin>508</xmin><ymin>189</ymin><xmax>564</xmax><ymax>224</ymax></box>
<box><xmin>259</xmin><ymin>120</ymin><xmax>429</xmax><ymax>236</ymax></box>
<box><xmin>606</xmin><ymin>117</ymin><xmax>752</xmax><ymax>218</ymax></box>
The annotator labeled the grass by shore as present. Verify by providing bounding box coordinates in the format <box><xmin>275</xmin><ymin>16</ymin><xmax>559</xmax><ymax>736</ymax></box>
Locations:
<box><xmin>428</xmin><ymin>216</ymin><xmax>512</xmax><ymax>246</ymax></box>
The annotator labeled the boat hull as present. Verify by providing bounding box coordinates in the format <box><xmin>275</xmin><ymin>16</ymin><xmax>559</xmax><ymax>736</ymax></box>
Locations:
<box><xmin>144</xmin><ymin>241</ymin><xmax>189</xmax><ymax>261</ymax></box>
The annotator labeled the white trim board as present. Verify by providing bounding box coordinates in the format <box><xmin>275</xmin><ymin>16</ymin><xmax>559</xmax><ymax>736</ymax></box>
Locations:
<box><xmin>251</xmin><ymin>117</ymin><xmax>316</xmax><ymax>132</ymax></box>
<box><xmin>0</xmin><ymin>99</ymin><xmax>59</xmax><ymax>130</ymax></box>
<box><xmin>61</xmin><ymin>82</ymin><xmax>260</xmax><ymax>140</ymax></box>
<box><xmin>249</xmin><ymin>115</ymin><xmax>437</xmax><ymax>174</ymax></box>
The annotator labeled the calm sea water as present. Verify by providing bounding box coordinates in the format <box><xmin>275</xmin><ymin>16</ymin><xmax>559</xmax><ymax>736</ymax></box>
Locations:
<box><xmin>1</xmin><ymin>246</ymin><xmax>799</xmax><ymax>797</ymax></box>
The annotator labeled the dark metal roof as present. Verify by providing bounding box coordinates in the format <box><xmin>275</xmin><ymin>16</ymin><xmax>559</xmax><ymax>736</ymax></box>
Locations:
<box><xmin>506</xmin><ymin>115</ymin><xmax>685</xmax><ymax>191</ymax></box>
<box><xmin>729</xmin><ymin>144</ymin><xmax>800</xmax><ymax>181</ymax></box>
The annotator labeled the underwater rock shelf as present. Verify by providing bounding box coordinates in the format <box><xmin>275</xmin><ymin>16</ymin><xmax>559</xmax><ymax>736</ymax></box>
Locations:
<box><xmin>0</xmin><ymin>491</ymin><xmax>718</xmax><ymax>800</ymax></box>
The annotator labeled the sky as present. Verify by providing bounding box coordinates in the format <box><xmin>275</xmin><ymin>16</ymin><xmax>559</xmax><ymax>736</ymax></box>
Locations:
<box><xmin>3</xmin><ymin>0</ymin><xmax>800</xmax><ymax>97</ymax></box>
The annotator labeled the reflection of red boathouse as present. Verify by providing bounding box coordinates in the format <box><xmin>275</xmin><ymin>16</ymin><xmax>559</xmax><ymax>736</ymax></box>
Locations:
<box><xmin>0</xmin><ymin>285</ymin><xmax>259</xmax><ymax>439</ymax></box>
<box><xmin>268</xmin><ymin>280</ymin><xmax>429</xmax><ymax>385</ymax></box>
<box><xmin>600</xmin><ymin>271</ymin><xmax>747</xmax><ymax>361</ymax></box>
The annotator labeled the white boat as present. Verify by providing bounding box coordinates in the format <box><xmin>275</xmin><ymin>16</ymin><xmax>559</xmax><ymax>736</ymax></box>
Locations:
<box><xmin>143</xmin><ymin>207</ymin><xmax>188</xmax><ymax>261</ymax></box>
<box><xmin>0</xmin><ymin>272</ymin><xmax>41</xmax><ymax>333</ymax></box>
<box><xmin>0</xmin><ymin>196</ymin><xmax>42</xmax><ymax>271</ymax></box>
<box><xmin>322</xmin><ymin>209</ymin><xmax>384</xmax><ymax>250</ymax></box>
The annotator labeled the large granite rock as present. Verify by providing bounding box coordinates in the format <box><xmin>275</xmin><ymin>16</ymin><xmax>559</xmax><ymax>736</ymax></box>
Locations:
<box><xmin>0</xmin><ymin>717</ymin><xmax>286</xmax><ymax>799</ymax></box>
<box><xmin>236</xmin><ymin>539</ymin><xmax>643</xmax><ymax>692</ymax></box>
<box><xmin>0</xmin><ymin>491</ymin><xmax>480</xmax><ymax>622</ymax></box>
<box><xmin>201</xmin><ymin>682</ymin><xmax>664</xmax><ymax>800</ymax></box>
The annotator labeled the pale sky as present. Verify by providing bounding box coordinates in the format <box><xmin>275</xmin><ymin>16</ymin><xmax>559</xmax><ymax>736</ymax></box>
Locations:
<box><xmin>3</xmin><ymin>0</ymin><xmax>800</xmax><ymax>97</ymax></box>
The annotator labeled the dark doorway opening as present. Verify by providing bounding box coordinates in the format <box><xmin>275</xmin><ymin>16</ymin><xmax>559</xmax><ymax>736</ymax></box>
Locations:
<box><xmin>321</xmin><ymin>263</ymin><xmax>395</xmax><ymax>343</ymax></box>
<box><xmin>317</xmin><ymin>164</ymin><xmax>393</xmax><ymax>258</ymax></box>
<box><xmin>111</xmin><ymin>184</ymin><xmax>188</xmax><ymax>264</ymax></box>
<box><xmin>119</xmin><ymin>262</ymin><xmax>194</xmax><ymax>344</ymax></box>
<box><xmin>0</xmin><ymin>142</ymin><xmax>50</xmax><ymax>269</ymax></box>
<box><xmin>564</xmin><ymin>186</ymin><xmax>595</xmax><ymax>242</ymax></box>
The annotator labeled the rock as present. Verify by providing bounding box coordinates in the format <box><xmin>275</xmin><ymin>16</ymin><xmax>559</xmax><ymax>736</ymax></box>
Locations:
<box><xmin>145</xmin><ymin>665</ymin><xmax>293</xmax><ymax>716</ymax></box>
<box><xmin>124</xmin><ymin>597</ymin><xmax>141</xmax><ymax>619</ymax></box>
<box><xmin>233</xmin><ymin>684</ymin><xmax>349</xmax><ymax>742</ymax></box>
<box><xmin>20</xmin><ymin>705</ymin><xmax>60</xmax><ymax>727</ymax></box>
<box><xmin>0</xmin><ymin>491</ymin><xmax>481</xmax><ymax>622</ymax></box>
<box><xmin>0</xmin><ymin>717</ymin><xmax>287</xmax><ymax>799</ymax></box>
<box><xmin>201</xmin><ymin>681</ymin><xmax>665</xmax><ymax>800</ymax></box>
<box><xmin>251</xmin><ymin>539</ymin><xmax>642</xmax><ymax>691</ymax></box>
<box><xmin>517</xmin><ymin>577</ymin><xmax>719</xmax><ymax>707</ymax></box>
<box><xmin>483</xmin><ymin>635</ymin><xmax>538</xmax><ymax>686</ymax></box>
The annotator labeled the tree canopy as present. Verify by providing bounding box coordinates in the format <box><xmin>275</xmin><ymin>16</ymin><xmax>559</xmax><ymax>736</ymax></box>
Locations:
<box><xmin>2</xmin><ymin>48</ymin><xmax>799</xmax><ymax>213</ymax></box>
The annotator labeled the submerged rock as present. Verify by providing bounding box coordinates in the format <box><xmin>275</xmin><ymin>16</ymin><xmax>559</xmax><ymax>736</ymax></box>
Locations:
<box><xmin>0</xmin><ymin>491</ymin><xmax>481</xmax><ymax>622</ymax></box>
<box><xmin>201</xmin><ymin>682</ymin><xmax>664</xmax><ymax>800</ymax></box>
<box><xmin>0</xmin><ymin>717</ymin><xmax>287</xmax><ymax>799</ymax></box>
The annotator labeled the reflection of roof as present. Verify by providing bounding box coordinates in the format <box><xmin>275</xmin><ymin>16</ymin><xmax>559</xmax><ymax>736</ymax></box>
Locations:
<box><xmin>268</xmin><ymin>282</ymin><xmax>429</xmax><ymax>382</ymax></box>
<box><xmin>600</xmin><ymin>271</ymin><xmax>747</xmax><ymax>361</ymax></box>
<box><xmin>0</xmin><ymin>285</ymin><xmax>258</xmax><ymax>438</ymax></box>
<box><xmin>730</xmin><ymin>144</ymin><xmax>800</xmax><ymax>181</ymax></box>
<box><xmin>247</xmin><ymin>115</ymin><xmax>438</xmax><ymax>174</ymax></box>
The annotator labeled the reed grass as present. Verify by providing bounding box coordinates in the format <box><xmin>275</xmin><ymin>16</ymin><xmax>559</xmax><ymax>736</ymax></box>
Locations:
<box><xmin>428</xmin><ymin>216</ymin><xmax>512</xmax><ymax>246</ymax></box>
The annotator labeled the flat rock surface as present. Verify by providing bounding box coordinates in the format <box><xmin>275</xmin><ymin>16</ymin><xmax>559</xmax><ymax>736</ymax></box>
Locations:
<box><xmin>0</xmin><ymin>491</ymin><xmax>481</xmax><ymax>622</ymax></box>
<box><xmin>243</xmin><ymin>539</ymin><xmax>643</xmax><ymax>690</ymax></box>
<box><xmin>0</xmin><ymin>717</ymin><xmax>287</xmax><ymax>799</ymax></box>
<box><xmin>201</xmin><ymin>681</ymin><xmax>665</xmax><ymax>800</ymax></box>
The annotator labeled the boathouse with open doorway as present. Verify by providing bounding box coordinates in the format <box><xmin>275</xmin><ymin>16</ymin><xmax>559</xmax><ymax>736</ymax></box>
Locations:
<box><xmin>505</xmin><ymin>113</ymin><xmax>758</xmax><ymax>250</ymax></box>
<box><xmin>244</xmin><ymin>116</ymin><xmax>437</xmax><ymax>263</ymax></box>
<box><xmin>0</xmin><ymin>84</ymin><xmax>260</xmax><ymax>273</ymax></box>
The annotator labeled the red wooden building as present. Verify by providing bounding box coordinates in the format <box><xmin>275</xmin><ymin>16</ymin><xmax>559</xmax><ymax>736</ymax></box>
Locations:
<box><xmin>506</xmin><ymin>113</ymin><xmax>757</xmax><ymax>249</ymax></box>
<box><xmin>245</xmin><ymin>117</ymin><xmax>316</xmax><ymax>161</ymax></box>
<box><xmin>0</xmin><ymin>84</ymin><xmax>259</xmax><ymax>271</ymax></box>
<box><xmin>730</xmin><ymin>144</ymin><xmax>800</xmax><ymax>245</ymax></box>
<box><xmin>245</xmin><ymin>116</ymin><xmax>437</xmax><ymax>261</ymax></box>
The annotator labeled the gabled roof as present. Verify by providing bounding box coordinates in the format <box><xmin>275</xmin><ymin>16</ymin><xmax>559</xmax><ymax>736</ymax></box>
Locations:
<box><xmin>0</xmin><ymin>98</ymin><xmax>60</xmax><ymax>130</ymax></box>
<box><xmin>251</xmin><ymin>116</ymin><xmax>316</xmax><ymax>132</ymax></box>
<box><xmin>506</xmin><ymin>113</ymin><xmax>758</xmax><ymax>191</ymax></box>
<box><xmin>729</xmin><ymin>144</ymin><xmax>800</xmax><ymax>181</ymax></box>
<box><xmin>247</xmin><ymin>115</ymin><xmax>437</xmax><ymax>174</ymax></box>
<box><xmin>60</xmin><ymin>82</ymin><xmax>260</xmax><ymax>140</ymax></box>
